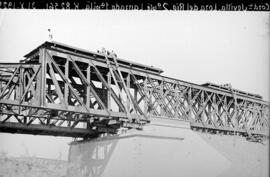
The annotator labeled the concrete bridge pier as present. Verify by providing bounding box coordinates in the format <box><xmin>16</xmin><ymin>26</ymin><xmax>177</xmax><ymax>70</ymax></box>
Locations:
<box><xmin>67</xmin><ymin>118</ymin><xmax>231</xmax><ymax>177</ymax></box>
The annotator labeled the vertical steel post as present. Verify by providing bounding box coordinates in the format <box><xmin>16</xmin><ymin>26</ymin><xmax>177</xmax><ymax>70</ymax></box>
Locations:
<box><xmin>107</xmin><ymin>72</ymin><xmax>111</xmax><ymax>111</ymax></box>
<box><xmin>37</xmin><ymin>48</ymin><xmax>46</xmax><ymax>107</ymax></box>
<box><xmin>126</xmin><ymin>73</ymin><xmax>130</xmax><ymax>111</ymax></box>
<box><xmin>18</xmin><ymin>67</ymin><xmax>24</xmax><ymax>114</ymax></box>
<box><xmin>86</xmin><ymin>63</ymin><xmax>91</xmax><ymax>108</ymax></box>
<box><xmin>160</xmin><ymin>80</ymin><xmax>164</xmax><ymax>116</ymax></box>
<box><xmin>134</xmin><ymin>87</ymin><xmax>138</xmax><ymax>114</ymax></box>
<box><xmin>144</xmin><ymin>78</ymin><xmax>148</xmax><ymax>115</ymax></box>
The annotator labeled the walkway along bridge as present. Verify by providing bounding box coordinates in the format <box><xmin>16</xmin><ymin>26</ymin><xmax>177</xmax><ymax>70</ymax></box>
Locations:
<box><xmin>0</xmin><ymin>41</ymin><xmax>269</xmax><ymax>139</ymax></box>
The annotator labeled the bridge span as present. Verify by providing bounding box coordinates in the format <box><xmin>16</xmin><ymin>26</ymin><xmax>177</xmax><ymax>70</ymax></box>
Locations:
<box><xmin>0</xmin><ymin>41</ymin><xmax>269</xmax><ymax>139</ymax></box>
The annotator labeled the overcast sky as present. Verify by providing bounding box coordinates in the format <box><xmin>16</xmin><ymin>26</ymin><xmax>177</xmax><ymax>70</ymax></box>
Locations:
<box><xmin>0</xmin><ymin>10</ymin><xmax>269</xmax><ymax>160</ymax></box>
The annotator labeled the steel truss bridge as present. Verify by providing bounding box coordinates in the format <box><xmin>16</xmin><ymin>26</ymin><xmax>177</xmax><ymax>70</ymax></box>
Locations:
<box><xmin>0</xmin><ymin>41</ymin><xmax>269</xmax><ymax>139</ymax></box>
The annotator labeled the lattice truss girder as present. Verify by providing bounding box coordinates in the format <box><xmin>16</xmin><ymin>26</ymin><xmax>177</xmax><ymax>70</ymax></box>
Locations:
<box><xmin>0</xmin><ymin>46</ymin><xmax>269</xmax><ymax>137</ymax></box>
<box><xmin>142</xmin><ymin>77</ymin><xmax>269</xmax><ymax>135</ymax></box>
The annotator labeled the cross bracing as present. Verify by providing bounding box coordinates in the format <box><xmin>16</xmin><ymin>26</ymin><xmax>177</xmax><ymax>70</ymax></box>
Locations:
<box><xmin>0</xmin><ymin>41</ymin><xmax>269</xmax><ymax>138</ymax></box>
